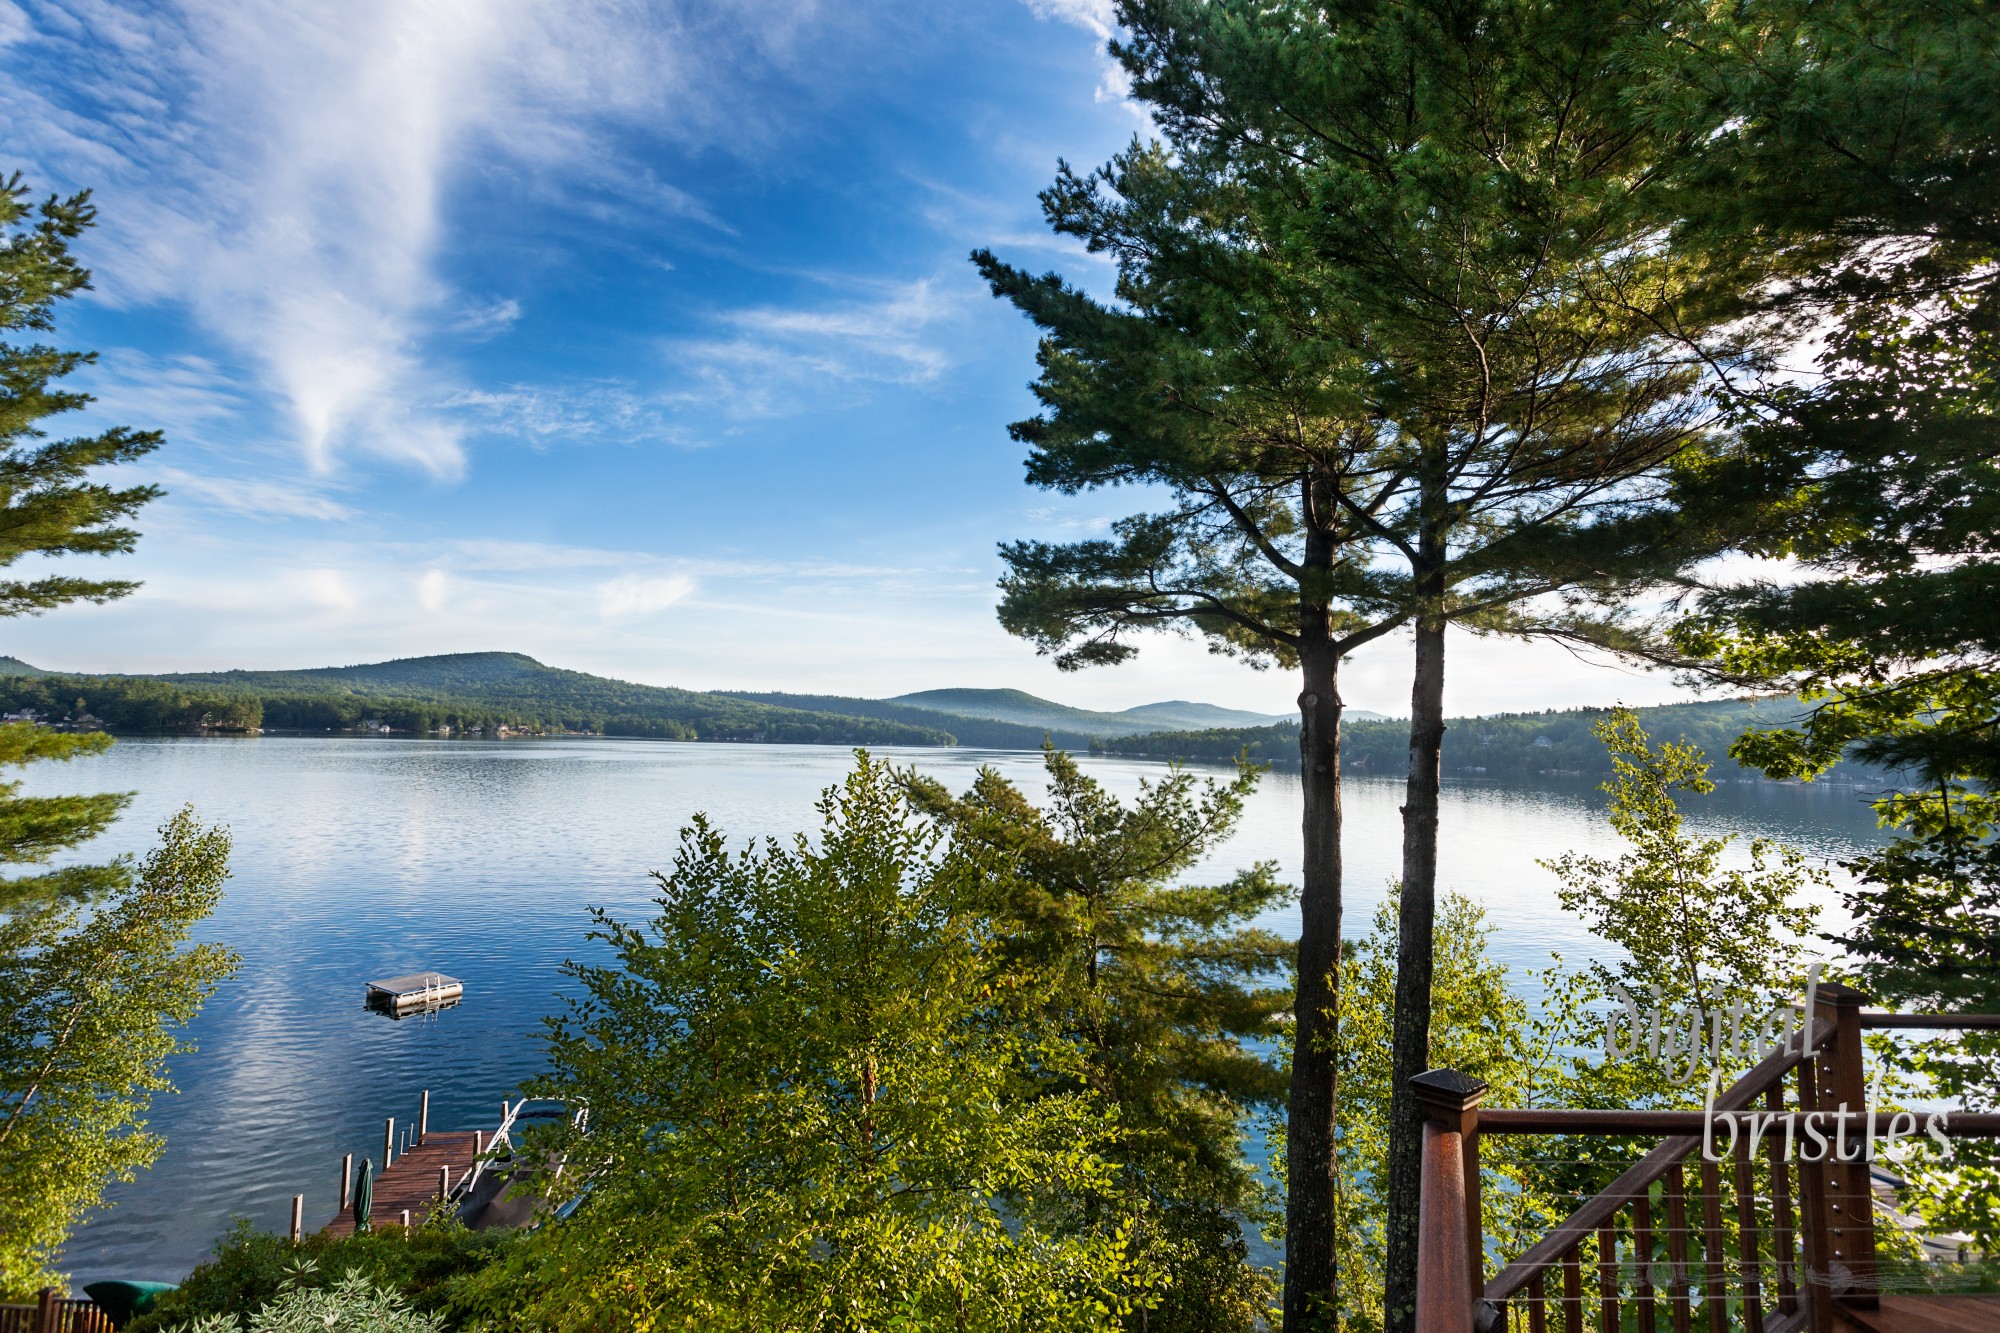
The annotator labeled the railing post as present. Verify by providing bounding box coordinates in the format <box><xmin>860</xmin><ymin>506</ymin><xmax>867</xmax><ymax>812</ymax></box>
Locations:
<box><xmin>1412</xmin><ymin>1069</ymin><xmax>1489</xmax><ymax>1333</ymax></box>
<box><xmin>419</xmin><ymin>1089</ymin><xmax>430</xmax><ymax>1145</ymax></box>
<box><xmin>1818</xmin><ymin>982</ymin><xmax>1878</xmax><ymax>1308</ymax></box>
<box><xmin>34</xmin><ymin>1286</ymin><xmax>57</xmax><ymax>1333</ymax></box>
<box><xmin>383</xmin><ymin>1116</ymin><xmax>395</xmax><ymax>1169</ymax></box>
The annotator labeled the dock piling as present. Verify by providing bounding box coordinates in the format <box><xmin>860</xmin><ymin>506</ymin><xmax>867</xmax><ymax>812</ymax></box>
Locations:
<box><xmin>474</xmin><ymin>1130</ymin><xmax>484</xmax><ymax>1156</ymax></box>
<box><xmin>290</xmin><ymin>1194</ymin><xmax>304</xmax><ymax>1243</ymax></box>
<box><xmin>419</xmin><ymin>1089</ymin><xmax>430</xmax><ymax>1145</ymax></box>
<box><xmin>439</xmin><ymin>1165</ymin><xmax>450</xmax><ymax>1198</ymax></box>
<box><xmin>399</xmin><ymin>1208</ymin><xmax>411</xmax><ymax>1230</ymax></box>
<box><xmin>383</xmin><ymin>1117</ymin><xmax>395</xmax><ymax>1169</ymax></box>
<box><xmin>339</xmin><ymin>1153</ymin><xmax>353</xmax><ymax>1211</ymax></box>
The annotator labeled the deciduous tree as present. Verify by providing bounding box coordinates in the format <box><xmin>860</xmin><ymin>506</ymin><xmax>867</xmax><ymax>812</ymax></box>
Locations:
<box><xmin>517</xmin><ymin>755</ymin><xmax>1156</xmax><ymax>1330</ymax></box>
<box><xmin>0</xmin><ymin>808</ymin><xmax>237</xmax><ymax>1297</ymax></box>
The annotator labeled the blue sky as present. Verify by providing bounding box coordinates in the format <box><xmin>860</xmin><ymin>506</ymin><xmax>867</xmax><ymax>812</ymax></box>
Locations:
<box><xmin>0</xmin><ymin>0</ymin><xmax>1697</xmax><ymax>717</ymax></box>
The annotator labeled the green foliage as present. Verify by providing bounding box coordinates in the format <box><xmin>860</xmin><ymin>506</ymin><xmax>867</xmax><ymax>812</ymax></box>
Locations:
<box><xmin>0</xmin><ymin>808</ymin><xmax>238</xmax><ymax>1297</ymax></box>
<box><xmin>725</xmin><ymin>690</ymin><xmax>1099</xmax><ymax>752</ymax></box>
<box><xmin>1651</xmin><ymin>0</ymin><xmax>2000</xmax><ymax>1039</ymax></box>
<box><xmin>1094</xmin><ymin>697</ymin><xmax>1892</xmax><ymax>783</ymax></box>
<box><xmin>0</xmin><ymin>721</ymin><xmax>129</xmax><ymax>909</ymax></box>
<box><xmin>497</xmin><ymin>754</ymin><xmax>1157</xmax><ymax>1330</ymax></box>
<box><xmin>0</xmin><ymin>676</ymin><xmax>261</xmax><ymax>737</ymax></box>
<box><xmin>1261</xmin><ymin>896</ymin><xmax>1658</xmax><ymax>1333</ymax></box>
<box><xmin>132</xmin><ymin>1218</ymin><xmax>513</xmax><ymax>1333</ymax></box>
<box><xmin>0</xmin><ymin>174</ymin><xmax>162</xmax><ymax>615</ymax></box>
<box><xmin>1312</xmin><ymin>898</ymin><xmax>1621</xmax><ymax>1332</ymax></box>
<box><xmin>977</xmin><ymin>0</ymin><xmax>1789</xmax><ymax>675</ymax></box>
<box><xmin>168</xmin><ymin>1272</ymin><xmax>442</xmax><ymax>1333</ymax></box>
<box><xmin>1841</xmin><ymin>786</ymin><xmax>2000</xmax><ymax>1023</ymax></box>
<box><xmin>907</xmin><ymin>748</ymin><xmax>1291</xmax><ymax>1329</ymax></box>
<box><xmin>1542</xmin><ymin>710</ymin><xmax>1825</xmax><ymax>1003</ymax></box>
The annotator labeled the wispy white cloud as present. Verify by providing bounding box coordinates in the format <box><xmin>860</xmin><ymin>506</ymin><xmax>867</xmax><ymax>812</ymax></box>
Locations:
<box><xmin>297</xmin><ymin>567</ymin><xmax>356</xmax><ymax>613</ymax></box>
<box><xmin>451</xmin><ymin>298</ymin><xmax>523</xmax><ymax>340</ymax></box>
<box><xmin>1023</xmin><ymin>0</ymin><xmax>1114</xmax><ymax>39</ymax></box>
<box><xmin>1021</xmin><ymin>0</ymin><xmax>1137</xmax><ymax>111</ymax></box>
<box><xmin>415</xmin><ymin>568</ymin><xmax>450</xmax><ymax>612</ymax></box>
<box><xmin>673</xmin><ymin>276</ymin><xmax>977</xmax><ymax>419</ymax></box>
<box><xmin>80</xmin><ymin>350</ymin><xmax>249</xmax><ymax>441</ymax></box>
<box><xmin>154</xmin><ymin>467</ymin><xmax>356</xmax><ymax>522</ymax></box>
<box><xmin>444</xmin><ymin>383</ymin><xmax>697</xmax><ymax>449</ymax></box>
<box><xmin>0</xmin><ymin>0</ymin><xmax>832</xmax><ymax>479</ymax></box>
<box><xmin>597</xmin><ymin>572</ymin><xmax>697</xmax><ymax>618</ymax></box>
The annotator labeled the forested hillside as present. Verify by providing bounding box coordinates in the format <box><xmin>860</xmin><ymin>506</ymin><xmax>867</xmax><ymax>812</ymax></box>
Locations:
<box><xmin>722</xmin><ymin>691</ymin><xmax>1098</xmax><ymax>751</ymax></box>
<box><xmin>0</xmin><ymin>654</ymin><xmax>1886</xmax><ymax>783</ymax></box>
<box><xmin>1094</xmin><ymin>697</ymin><xmax>1895</xmax><ymax>783</ymax></box>
<box><xmin>0</xmin><ymin>654</ymin><xmax>954</xmax><ymax>746</ymax></box>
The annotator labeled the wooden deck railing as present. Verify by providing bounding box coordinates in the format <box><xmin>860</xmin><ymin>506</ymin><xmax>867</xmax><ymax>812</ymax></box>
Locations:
<box><xmin>0</xmin><ymin>1291</ymin><xmax>112</xmax><ymax>1333</ymax></box>
<box><xmin>1414</xmin><ymin>982</ymin><xmax>2000</xmax><ymax>1333</ymax></box>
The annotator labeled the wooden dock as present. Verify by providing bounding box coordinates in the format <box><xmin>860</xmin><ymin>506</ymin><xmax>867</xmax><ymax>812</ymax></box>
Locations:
<box><xmin>322</xmin><ymin>1130</ymin><xmax>481</xmax><ymax>1237</ymax></box>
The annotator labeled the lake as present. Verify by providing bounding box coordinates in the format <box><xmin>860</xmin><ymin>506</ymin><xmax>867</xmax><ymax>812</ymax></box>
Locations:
<box><xmin>28</xmin><ymin>735</ymin><xmax>1891</xmax><ymax>1287</ymax></box>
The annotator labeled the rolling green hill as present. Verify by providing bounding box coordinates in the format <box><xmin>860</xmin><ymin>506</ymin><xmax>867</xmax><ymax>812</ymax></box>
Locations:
<box><xmin>720</xmin><ymin>691</ymin><xmax>1098</xmax><ymax>751</ymax></box>
<box><xmin>0</xmin><ymin>653</ymin><xmax>955</xmax><ymax>747</ymax></box>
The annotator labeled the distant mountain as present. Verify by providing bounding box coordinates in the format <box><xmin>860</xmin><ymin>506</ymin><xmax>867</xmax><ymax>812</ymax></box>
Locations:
<box><xmin>885</xmin><ymin>687</ymin><xmax>1384</xmax><ymax>736</ymax></box>
<box><xmin>1116</xmin><ymin>699</ymin><xmax>1386</xmax><ymax>728</ymax></box>
<box><xmin>0</xmin><ymin>656</ymin><xmax>49</xmax><ymax>676</ymax></box>
<box><xmin>1113</xmin><ymin>700</ymin><xmax>1292</xmax><ymax>730</ymax></box>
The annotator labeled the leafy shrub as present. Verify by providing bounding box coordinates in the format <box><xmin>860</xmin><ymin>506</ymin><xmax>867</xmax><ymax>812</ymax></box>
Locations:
<box><xmin>130</xmin><ymin>1219</ymin><xmax>513</xmax><ymax>1332</ymax></box>
<box><xmin>168</xmin><ymin>1271</ymin><xmax>440</xmax><ymax>1333</ymax></box>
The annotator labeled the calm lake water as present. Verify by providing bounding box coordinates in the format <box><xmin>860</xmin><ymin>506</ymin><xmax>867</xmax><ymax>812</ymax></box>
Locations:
<box><xmin>29</xmin><ymin>735</ymin><xmax>1891</xmax><ymax>1287</ymax></box>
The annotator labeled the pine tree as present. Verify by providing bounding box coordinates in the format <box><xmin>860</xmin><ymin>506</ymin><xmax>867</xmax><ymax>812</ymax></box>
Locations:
<box><xmin>1653</xmin><ymin>0</ymin><xmax>2000</xmax><ymax>1023</ymax></box>
<box><xmin>907</xmin><ymin>749</ymin><xmax>1292</xmax><ymax>1329</ymax></box>
<box><xmin>1</xmin><ymin>176</ymin><xmax>162</xmax><ymax>614</ymax></box>
<box><xmin>978</xmin><ymin>5</ymin><xmax>1787</xmax><ymax>1322</ymax></box>
<box><xmin>0</xmin><ymin>169</ymin><xmax>164</xmax><ymax>910</ymax></box>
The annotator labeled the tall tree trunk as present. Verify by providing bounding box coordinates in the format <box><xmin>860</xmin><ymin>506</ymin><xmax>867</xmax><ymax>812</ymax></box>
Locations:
<box><xmin>1285</xmin><ymin>631</ymin><xmax>1344</xmax><ymax>1331</ymax></box>
<box><xmin>1382</xmin><ymin>602</ymin><xmax>1447</xmax><ymax>1333</ymax></box>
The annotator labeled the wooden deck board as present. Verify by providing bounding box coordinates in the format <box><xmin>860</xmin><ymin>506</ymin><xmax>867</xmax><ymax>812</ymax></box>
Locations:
<box><xmin>1837</xmin><ymin>1295</ymin><xmax>2000</xmax><ymax>1333</ymax></box>
<box><xmin>322</xmin><ymin>1131</ymin><xmax>479</xmax><ymax>1237</ymax></box>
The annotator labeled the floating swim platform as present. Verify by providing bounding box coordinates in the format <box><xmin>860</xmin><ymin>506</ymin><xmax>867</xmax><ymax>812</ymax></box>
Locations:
<box><xmin>366</xmin><ymin>972</ymin><xmax>464</xmax><ymax>1011</ymax></box>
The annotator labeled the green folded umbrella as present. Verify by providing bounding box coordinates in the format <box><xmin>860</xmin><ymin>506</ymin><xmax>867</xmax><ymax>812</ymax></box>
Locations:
<box><xmin>82</xmin><ymin>1280</ymin><xmax>176</xmax><ymax>1328</ymax></box>
<box><xmin>352</xmin><ymin>1156</ymin><xmax>374</xmax><ymax>1232</ymax></box>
